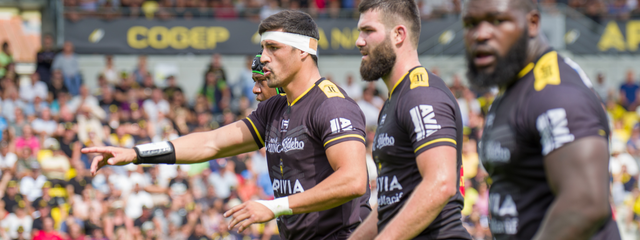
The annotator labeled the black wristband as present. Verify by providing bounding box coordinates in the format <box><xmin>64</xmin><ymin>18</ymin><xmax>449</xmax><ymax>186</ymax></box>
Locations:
<box><xmin>133</xmin><ymin>141</ymin><xmax>177</xmax><ymax>165</ymax></box>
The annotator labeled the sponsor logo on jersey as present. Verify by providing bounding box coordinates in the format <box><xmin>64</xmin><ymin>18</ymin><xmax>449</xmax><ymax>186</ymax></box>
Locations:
<box><xmin>409</xmin><ymin>105</ymin><xmax>442</xmax><ymax>141</ymax></box>
<box><xmin>266</xmin><ymin>137</ymin><xmax>305</xmax><ymax>153</ymax></box>
<box><xmin>280</xmin><ymin>119</ymin><xmax>289</xmax><ymax>132</ymax></box>
<box><xmin>272</xmin><ymin>179</ymin><xmax>305</xmax><ymax>195</ymax></box>
<box><xmin>376</xmin><ymin>133</ymin><xmax>395</xmax><ymax>149</ymax></box>
<box><xmin>380</xmin><ymin>114</ymin><xmax>387</xmax><ymax>125</ymax></box>
<box><xmin>376</xmin><ymin>175</ymin><xmax>404</xmax><ymax>207</ymax></box>
<box><xmin>330</xmin><ymin>118</ymin><xmax>353</xmax><ymax>133</ymax></box>
<box><xmin>536</xmin><ymin>108</ymin><xmax>575</xmax><ymax>155</ymax></box>
<box><xmin>489</xmin><ymin>193</ymin><xmax>519</xmax><ymax>235</ymax></box>
<box><xmin>483</xmin><ymin>140</ymin><xmax>511</xmax><ymax>162</ymax></box>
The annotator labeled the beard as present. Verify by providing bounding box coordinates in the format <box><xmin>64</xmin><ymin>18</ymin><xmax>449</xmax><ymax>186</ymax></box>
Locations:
<box><xmin>466</xmin><ymin>30</ymin><xmax>529</xmax><ymax>90</ymax></box>
<box><xmin>360</xmin><ymin>37</ymin><xmax>397</xmax><ymax>81</ymax></box>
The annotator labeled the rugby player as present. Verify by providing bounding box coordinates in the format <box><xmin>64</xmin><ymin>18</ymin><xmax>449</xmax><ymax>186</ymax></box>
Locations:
<box><xmin>349</xmin><ymin>0</ymin><xmax>471</xmax><ymax>239</ymax></box>
<box><xmin>463</xmin><ymin>0</ymin><xmax>621</xmax><ymax>239</ymax></box>
<box><xmin>83</xmin><ymin>10</ymin><xmax>370</xmax><ymax>240</ymax></box>
<box><xmin>251</xmin><ymin>53</ymin><xmax>283</xmax><ymax>101</ymax></box>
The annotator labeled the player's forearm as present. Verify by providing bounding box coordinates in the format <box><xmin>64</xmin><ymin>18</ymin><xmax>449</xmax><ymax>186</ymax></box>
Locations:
<box><xmin>375</xmin><ymin>178</ymin><xmax>455</xmax><ymax>240</ymax></box>
<box><xmin>288</xmin><ymin>167</ymin><xmax>367</xmax><ymax>214</ymax></box>
<box><xmin>172</xmin><ymin>123</ymin><xmax>257</xmax><ymax>164</ymax></box>
<box><xmin>349</xmin><ymin>205</ymin><xmax>378</xmax><ymax>240</ymax></box>
<box><xmin>532</xmin><ymin>195</ymin><xmax>609</xmax><ymax>240</ymax></box>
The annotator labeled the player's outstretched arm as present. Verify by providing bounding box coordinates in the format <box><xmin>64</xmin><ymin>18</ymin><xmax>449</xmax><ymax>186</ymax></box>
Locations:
<box><xmin>532</xmin><ymin>136</ymin><xmax>611</xmax><ymax>240</ymax></box>
<box><xmin>348</xmin><ymin>204</ymin><xmax>378</xmax><ymax>240</ymax></box>
<box><xmin>82</xmin><ymin>120</ymin><xmax>259</xmax><ymax>175</ymax></box>
<box><xmin>225</xmin><ymin>140</ymin><xmax>368</xmax><ymax>232</ymax></box>
<box><xmin>374</xmin><ymin>146</ymin><xmax>458</xmax><ymax>240</ymax></box>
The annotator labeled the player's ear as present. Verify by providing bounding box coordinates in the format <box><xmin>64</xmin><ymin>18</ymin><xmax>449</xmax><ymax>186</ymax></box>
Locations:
<box><xmin>527</xmin><ymin>10</ymin><xmax>541</xmax><ymax>38</ymax></box>
<box><xmin>299</xmin><ymin>50</ymin><xmax>310</xmax><ymax>61</ymax></box>
<box><xmin>392</xmin><ymin>25</ymin><xmax>408</xmax><ymax>46</ymax></box>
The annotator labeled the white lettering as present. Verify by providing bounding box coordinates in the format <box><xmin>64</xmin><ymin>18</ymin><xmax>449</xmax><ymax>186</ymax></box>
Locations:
<box><xmin>376</xmin><ymin>133</ymin><xmax>395</xmax><ymax>149</ymax></box>
<box><xmin>281</xmin><ymin>137</ymin><xmax>305</xmax><ymax>152</ymax></box>
<box><xmin>293</xmin><ymin>180</ymin><xmax>305</xmax><ymax>193</ymax></box>
<box><xmin>410</xmin><ymin>105</ymin><xmax>441</xmax><ymax>141</ymax></box>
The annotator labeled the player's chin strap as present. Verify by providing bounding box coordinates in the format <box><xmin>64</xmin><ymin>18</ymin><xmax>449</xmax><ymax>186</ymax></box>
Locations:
<box><xmin>255</xmin><ymin>197</ymin><xmax>293</xmax><ymax>218</ymax></box>
<box><xmin>261</xmin><ymin>31</ymin><xmax>318</xmax><ymax>56</ymax></box>
<box><xmin>133</xmin><ymin>141</ymin><xmax>177</xmax><ymax>165</ymax></box>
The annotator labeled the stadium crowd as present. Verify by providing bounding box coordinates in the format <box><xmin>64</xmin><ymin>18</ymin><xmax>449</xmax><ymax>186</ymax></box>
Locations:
<box><xmin>62</xmin><ymin>0</ymin><xmax>640</xmax><ymax>21</ymax></box>
<box><xmin>0</xmin><ymin>9</ymin><xmax>639</xmax><ymax>240</ymax></box>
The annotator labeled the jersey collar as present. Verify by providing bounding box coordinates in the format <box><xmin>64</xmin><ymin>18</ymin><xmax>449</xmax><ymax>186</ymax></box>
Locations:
<box><xmin>389</xmin><ymin>66</ymin><xmax>423</xmax><ymax>98</ymax></box>
<box><xmin>517</xmin><ymin>48</ymin><xmax>556</xmax><ymax>78</ymax></box>
<box><xmin>288</xmin><ymin>77</ymin><xmax>325</xmax><ymax>106</ymax></box>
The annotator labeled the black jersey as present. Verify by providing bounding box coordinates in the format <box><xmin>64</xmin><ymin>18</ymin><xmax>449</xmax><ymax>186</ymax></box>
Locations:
<box><xmin>243</xmin><ymin>78</ymin><xmax>368</xmax><ymax>240</ymax></box>
<box><xmin>372</xmin><ymin>67</ymin><xmax>470</xmax><ymax>239</ymax></box>
<box><xmin>479</xmin><ymin>51</ymin><xmax>620</xmax><ymax>240</ymax></box>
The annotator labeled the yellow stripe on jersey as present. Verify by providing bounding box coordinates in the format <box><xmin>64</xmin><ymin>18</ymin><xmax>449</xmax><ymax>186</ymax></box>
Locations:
<box><xmin>245</xmin><ymin>117</ymin><xmax>264</xmax><ymax>146</ymax></box>
<box><xmin>318</xmin><ymin>80</ymin><xmax>345</xmax><ymax>98</ymax></box>
<box><xmin>533</xmin><ymin>51</ymin><xmax>561</xmax><ymax>91</ymax></box>
<box><xmin>389</xmin><ymin>70</ymin><xmax>411</xmax><ymax>97</ymax></box>
<box><xmin>410</xmin><ymin>67</ymin><xmax>429</xmax><ymax>89</ymax></box>
<box><xmin>289</xmin><ymin>84</ymin><xmax>316</xmax><ymax>106</ymax></box>
<box><xmin>324</xmin><ymin>134</ymin><xmax>365</xmax><ymax>147</ymax></box>
<box><xmin>518</xmin><ymin>62</ymin><xmax>534</xmax><ymax>78</ymax></box>
<box><xmin>414</xmin><ymin>138</ymin><xmax>457</xmax><ymax>153</ymax></box>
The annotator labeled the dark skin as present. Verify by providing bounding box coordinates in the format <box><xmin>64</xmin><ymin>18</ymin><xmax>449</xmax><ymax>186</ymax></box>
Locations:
<box><xmin>463</xmin><ymin>0</ymin><xmax>611</xmax><ymax>239</ymax></box>
<box><xmin>252</xmin><ymin>72</ymin><xmax>278</xmax><ymax>102</ymax></box>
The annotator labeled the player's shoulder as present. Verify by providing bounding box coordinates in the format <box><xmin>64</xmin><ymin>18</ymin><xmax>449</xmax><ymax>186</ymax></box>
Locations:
<box><xmin>313</xmin><ymin>79</ymin><xmax>359</xmax><ymax>105</ymax></box>
<box><xmin>527</xmin><ymin>51</ymin><xmax>593</xmax><ymax>93</ymax></box>
<box><xmin>397</xmin><ymin>67</ymin><xmax>455</xmax><ymax>106</ymax></box>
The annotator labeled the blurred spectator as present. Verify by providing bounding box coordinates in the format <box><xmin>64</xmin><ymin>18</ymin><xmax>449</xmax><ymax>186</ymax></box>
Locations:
<box><xmin>235</xmin><ymin>56</ymin><xmax>256</xmax><ymax>106</ymax></box>
<box><xmin>32</xmin><ymin>108</ymin><xmax>57</xmax><ymax>137</ymax></box>
<box><xmin>142</xmin><ymin>88</ymin><xmax>170</xmax><ymax>123</ymax></box>
<box><xmin>205</xmin><ymin>54</ymin><xmax>227</xmax><ymax>84</ymax></box>
<box><xmin>68</xmin><ymin>85</ymin><xmax>100</xmax><ymax>115</ymax></box>
<box><xmin>1</xmin><ymin>203</ymin><xmax>32</xmax><ymax>240</ymax></box>
<box><xmin>609</xmin><ymin>0</ymin><xmax>631</xmax><ymax>19</ymax></box>
<box><xmin>216</xmin><ymin>0</ymin><xmax>238</xmax><ymax>19</ymax></box>
<box><xmin>163</xmin><ymin>75</ymin><xmax>183</xmax><ymax>101</ymax></box>
<box><xmin>0</xmin><ymin>141</ymin><xmax>17</xmax><ymax>176</ymax></box>
<box><xmin>619</xmin><ymin>70</ymin><xmax>639</xmax><ymax>110</ymax></box>
<box><xmin>33</xmin><ymin>217</ymin><xmax>63</xmax><ymax>240</ymax></box>
<box><xmin>357</xmin><ymin>86</ymin><xmax>381</xmax><ymax>128</ymax></box>
<box><xmin>594</xmin><ymin>73</ymin><xmax>610</xmax><ymax>100</ymax></box>
<box><xmin>133</xmin><ymin>55</ymin><xmax>149</xmax><ymax>85</ymax></box>
<box><xmin>101</xmin><ymin>55</ymin><xmax>119</xmax><ymax>85</ymax></box>
<box><xmin>611</xmin><ymin>140</ymin><xmax>639</xmax><ymax>176</ymax></box>
<box><xmin>52</xmin><ymin>42</ymin><xmax>82</xmax><ymax>96</ymax></box>
<box><xmin>19</xmin><ymin>166</ymin><xmax>45</xmax><ymax>201</ymax></box>
<box><xmin>125</xmin><ymin>183</ymin><xmax>153</xmax><ymax>220</ymax></box>
<box><xmin>20</xmin><ymin>73</ymin><xmax>49</xmax><ymax>103</ymax></box>
<box><xmin>0</xmin><ymin>42</ymin><xmax>13</xmax><ymax>79</ymax></box>
<box><xmin>341</xmin><ymin>74</ymin><xmax>362</xmax><ymax>101</ymax></box>
<box><xmin>109</xmin><ymin>124</ymin><xmax>135</xmax><ymax>148</ymax></box>
<box><xmin>2</xmin><ymin>180</ymin><xmax>27</xmax><ymax>213</ymax></box>
<box><xmin>261</xmin><ymin>0</ymin><xmax>282</xmax><ymax>19</ymax></box>
<box><xmin>49</xmin><ymin>70</ymin><xmax>70</xmax><ymax>102</ymax></box>
<box><xmin>36</xmin><ymin>35</ymin><xmax>58</xmax><ymax>85</ymax></box>
<box><xmin>200</xmin><ymin>71</ymin><xmax>230</xmax><ymax>114</ymax></box>
<box><xmin>208</xmin><ymin>159</ymin><xmax>237</xmax><ymax>200</ymax></box>
<box><xmin>16</xmin><ymin>125</ymin><xmax>40</xmax><ymax>157</ymax></box>
<box><xmin>39</xmin><ymin>139</ymin><xmax>69</xmax><ymax>181</ymax></box>
<box><xmin>458</xmin><ymin>89</ymin><xmax>481</xmax><ymax>127</ymax></box>
<box><xmin>3</xmin><ymin>87</ymin><xmax>27</xmax><ymax>122</ymax></box>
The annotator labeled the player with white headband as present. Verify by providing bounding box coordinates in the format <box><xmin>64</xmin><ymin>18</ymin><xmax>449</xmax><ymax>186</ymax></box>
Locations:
<box><xmin>83</xmin><ymin>10</ymin><xmax>370</xmax><ymax>240</ymax></box>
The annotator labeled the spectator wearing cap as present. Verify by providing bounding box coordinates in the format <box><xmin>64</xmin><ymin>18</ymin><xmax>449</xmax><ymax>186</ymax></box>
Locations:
<box><xmin>31</xmin><ymin>181</ymin><xmax>65</xmax><ymax>213</ymax></box>
<box><xmin>2</xmin><ymin>180</ymin><xmax>27</xmax><ymax>213</ymax></box>
<box><xmin>0</xmin><ymin>141</ymin><xmax>17</xmax><ymax>176</ymax></box>
<box><xmin>39</xmin><ymin>138</ymin><xmax>70</xmax><ymax>182</ymax></box>
<box><xmin>0</xmin><ymin>202</ymin><xmax>33</xmax><ymax>240</ymax></box>
<box><xmin>20</xmin><ymin>73</ymin><xmax>49</xmax><ymax>104</ymax></box>
<box><xmin>19</xmin><ymin>165</ymin><xmax>46</xmax><ymax>202</ymax></box>
<box><xmin>52</xmin><ymin>41</ymin><xmax>82</xmax><ymax>96</ymax></box>
<box><xmin>31</xmin><ymin>203</ymin><xmax>52</xmax><ymax>233</ymax></box>
<box><xmin>33</xmin><ymin>217</ymin><xmax>62</xmax><ymax>240</ymax></box>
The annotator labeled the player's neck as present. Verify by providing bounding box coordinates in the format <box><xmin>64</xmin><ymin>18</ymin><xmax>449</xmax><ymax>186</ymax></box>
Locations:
<box><xmin>526</xmin><ymin>37</ymin><xmax>550</xmax><ymax>68</ymax></box>
<box><xmin>382</xmin><ymin>51</ymin><xmax>421</xmax><ymax>95</ymax></box>
<box><xmin>283</xmin><ymin>65</ymin><xmax>321</xmax><ymax>104</ymax></box>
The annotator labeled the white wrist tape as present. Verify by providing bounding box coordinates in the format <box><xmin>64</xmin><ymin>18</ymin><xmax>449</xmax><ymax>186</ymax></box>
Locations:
<box><xmin>261</xmin><ymin>31</ymin><xmax>318</xmax><ymax>55</ymax></box>
<box><xmin>255</xmin><ymin>197</ymin><xmax>293</xmax><ymax>218</ymax></box>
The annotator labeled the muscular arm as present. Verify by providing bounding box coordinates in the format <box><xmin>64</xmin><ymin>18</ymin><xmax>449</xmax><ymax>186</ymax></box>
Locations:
<box><xmin>348</xmin><ymin>205</ymin><xmax>378</xmax><ymax>240</ymax></box>
<box><xmin>172</xmin><ymin>120</ymin><xmax>259</xmax><ymax>163</ymax></box>
<box><xmin>532</xmin><ymin>137</ymin><xmax>611</xmax><ymax>240</ymax></box>
<box><xmin>375</xmin><ymin>146</ymin><xmax>458</xmax><ymax>240</ymax></box>
<box><xmin>288</xmin><ymin>140</ymin><xmax>368</xmax><ymax>213</ymax></box>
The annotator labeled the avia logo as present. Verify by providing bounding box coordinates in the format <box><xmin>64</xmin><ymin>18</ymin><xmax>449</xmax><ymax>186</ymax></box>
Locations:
<box><xmin>330</xmin><ymin>118</ymin><xmax>353</xmax><ymax>133</ymax></box>
<box><xmin>409</xmin><ymin>105</ymin><xmax>441</xmax><ymax>141</ymax></box>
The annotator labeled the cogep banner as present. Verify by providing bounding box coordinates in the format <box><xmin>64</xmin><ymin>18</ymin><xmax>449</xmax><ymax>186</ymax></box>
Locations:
<box><xmin>65</xmin><ymin>18</ymin><xmax>461</xmax><ymax>55</ymax></box>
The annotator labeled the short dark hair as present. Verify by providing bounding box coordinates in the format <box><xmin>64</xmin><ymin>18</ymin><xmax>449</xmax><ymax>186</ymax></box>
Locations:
<box><xmin>514</xmin><ymin>0</ymin><xmax>538</xmax><ymax>12</ymax></box>
<box><xmin>358</xmin><ymin>0</ymin><xmax>421</xmax><ymax>47</ymax></box>
<box><xmin>258</xmin><ymin>10</ymin><xmax>319</xmax><ymax>64</ymax></box>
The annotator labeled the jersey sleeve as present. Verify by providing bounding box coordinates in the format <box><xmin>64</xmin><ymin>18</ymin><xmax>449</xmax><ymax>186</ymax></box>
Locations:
<box><xmin>397</xmin><ymin>88</ymin><xmax>458</xmax><ymax>156</ymax></box>
<box><xmin>313</xmin><ymin>97</ymin><xmax>367</xmax><ymax>149</ymax></box>
<box><xmin>524</xmin><ymin>85</ymin><xmax>608</xmax><ymax>156</ymax></box>
<box><xmin>242</xmin><ymin>98</ymin><xmax>277</xmax><ymax>148</ymax></box>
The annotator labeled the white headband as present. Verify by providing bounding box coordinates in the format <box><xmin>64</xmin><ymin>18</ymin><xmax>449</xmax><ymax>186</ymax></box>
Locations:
<box><xmin>261</xmin><ymin>31</ymin><xmax>318</xmax><ymax>56</ymax></box>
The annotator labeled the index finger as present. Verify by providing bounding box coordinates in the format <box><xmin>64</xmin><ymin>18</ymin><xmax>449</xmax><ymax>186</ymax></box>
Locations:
<box><xmin>81</xmin><ymin>147</ymin><xmax>111</xmax><ymax>154</ymax></box>
<box><xmin>224</xmin><ymin>203</ymin><xmax>245</xmax><ymax>218</ymax></box>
